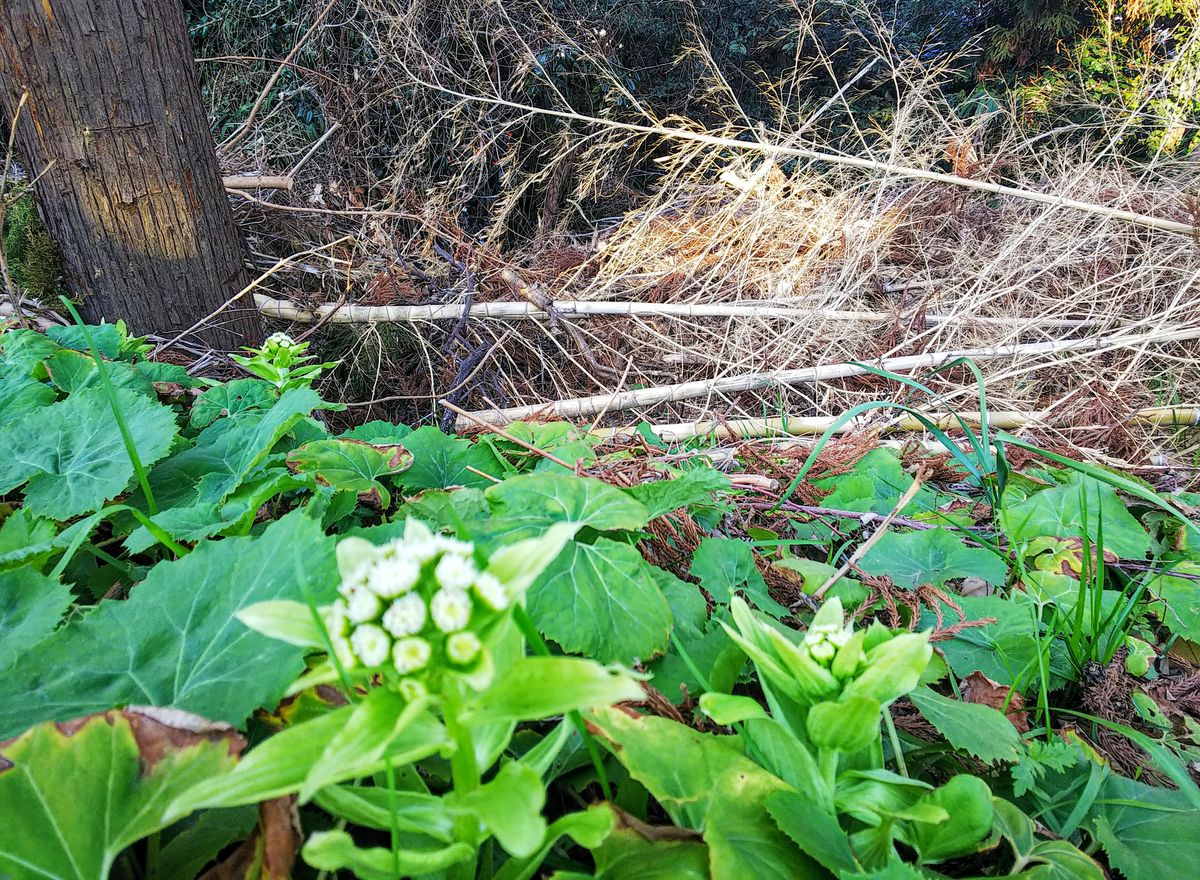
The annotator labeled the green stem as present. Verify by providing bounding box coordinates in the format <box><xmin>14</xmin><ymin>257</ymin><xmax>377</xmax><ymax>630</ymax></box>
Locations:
<box><xmin>442</xmin><ymin>682</ymin><xmax>481</xmax><ymax>880</ymax></box>
<box><xmin>60</xmin><ymin>298</ymin><xmax>158</xmax><ymax>514</ymax></box>
<box><xmin>443</xmin><ymin>682</ymin><xmax>481</xmax><ymax>794</ymax></box>
<box><xmin>670</xmin><ymin>631</ymin><xmax>712</xmax><ymax>693</ymax></box>
<box><xmin>884</xmin><ymin>707</ymin><xmax>908</xmax><ymax>777</ymax></box>
<box><xmin>144</xmin><ymin>831</ymin><xmax>161</xmax><ymax>880</ymax></box>
<box><xmin>819</xmin><ymin>747</ymin><xmax>839</xmax><ymax>796</ymax></box>
<box><xmin>512</xmin><ymin>605</ymin><xmax>614</xmax><ymax>802</ymax></box>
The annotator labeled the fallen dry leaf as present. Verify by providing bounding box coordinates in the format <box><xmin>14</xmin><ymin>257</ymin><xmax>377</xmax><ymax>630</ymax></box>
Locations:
<box><xmin>199</xmin><ymin>796</ymin><xmax>301</xmax><ymax>880</ymax></box>
<box><xmin>960</xmin><ymin>671</ymin><xmax>1029</xmax><ymax>733</ymax></box>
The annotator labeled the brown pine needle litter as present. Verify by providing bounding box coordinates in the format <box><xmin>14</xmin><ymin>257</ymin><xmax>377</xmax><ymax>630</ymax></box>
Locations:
<box><xmin>196</xmin><ymin>0</ymin><xmax>1200</xmax><ymax>465</ymax></box>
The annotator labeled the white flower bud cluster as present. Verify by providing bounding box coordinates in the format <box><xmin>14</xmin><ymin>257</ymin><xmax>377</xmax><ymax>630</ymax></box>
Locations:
<box><xmin>802</xmin><ymin>618</ymin><xmax>853</xmax><ymax>666</ymax></box>
<box><xmin>264</xmin><ymin>331</ymin><xmax>296</xmax><ymax>348</ymax></box>
<box><xmin>321</xmin><ymin>521</ymin><xmax>508</xmax><ymax>691</ymax></box>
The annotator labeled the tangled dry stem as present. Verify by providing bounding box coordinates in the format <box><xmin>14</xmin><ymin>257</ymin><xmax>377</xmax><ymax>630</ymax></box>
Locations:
<box><xmin>200</xmin><ymin>0</ymin><xmax>1200</xmax><ymax>464</ymax></box>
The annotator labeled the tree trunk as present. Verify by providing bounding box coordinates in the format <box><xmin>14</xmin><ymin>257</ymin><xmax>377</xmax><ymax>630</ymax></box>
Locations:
<box><xmin>0</xmin><ymin>0</ymin><xmax>261</xmax><ymax>349</ymax></box>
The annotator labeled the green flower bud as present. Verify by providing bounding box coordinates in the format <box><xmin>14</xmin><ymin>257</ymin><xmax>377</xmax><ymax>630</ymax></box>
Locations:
<box><xmin>809</xmin><ymin>596</ymin><xmax>846</xmax><ymax>633</ymax></box>
<box><xmin>393</xmin><ymin>636</ymin><xmax>433</xmax><ymax>674</ymax></box>
<box><xmin>808</xmin><ymin>639</ymin><xmax>837</xmax><ymax>663</ymax></box>
<box><xmin>831</xmin><ymin>629</ymin><xmax>866</xmax><ymax>680</ymax></box>
<box><xmin>760</xmin><ymin>626</ymin><xmax>840</xmax><ymax>699</ymax></box>
<box><xmin>397</xmin><ymin>678</ymin><xmax>428</xmax><ymax>701</ymax></box>
<box><xmin>446</xmin><ymin>631</ymin><xmax>483</xmax><ymax>666</ymax></box>
<box><xmin>843</xmin><ymin>632</ymin><xmax>932</xmax><ymax>705</ymax></box>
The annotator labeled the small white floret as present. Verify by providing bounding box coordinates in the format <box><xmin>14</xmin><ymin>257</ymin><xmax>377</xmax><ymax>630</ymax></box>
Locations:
<box><xmin>367</xmin><ymin>555</ymin><xmax>420</xmax><ymax>598</ymax></box>
<box><xmin>472</xmin><ymin>572</ymin><xmax>509</xmax><ymax>611</ymax></box>
<box><xmin>435</xmin><ymin>553</ymin><xmax>478</xmax><ymax>591</ymax></box>
<box><xmin>446</xmin><ymin>631</ymin><xmax>482</xmax><ymax>665</ymax></box>
<box><xmin>430</xmin><ymin>589</ymin><xmax>473</xmax><ymax>633</ymax></box>
<box><xmin>350</xmin><ymin>624</ymin><xmax>391</xmax><ymax>667</ymax></box>
<box><xmin>382</xmin><ymin>593</ymin><xmax>427</xmax><ymax>637</ymax></box>
<box><xmin>319</xmin><ymin>600</ymin><xmax>350</xmax><ymax>637</ymax></box>
<box><xmin>330</xmin><ymin>634</ymin><xmax>357</xmax><ymax>669</ymax></box>
<box><xmin>346</xmin><ymin>588</ymin><xmax>382</xmax><ymax>624</ymax></box>
<box><xmin>393</xmin><ymin>636</ymin><xmax>432</xmax><ymax>674</ymax></box>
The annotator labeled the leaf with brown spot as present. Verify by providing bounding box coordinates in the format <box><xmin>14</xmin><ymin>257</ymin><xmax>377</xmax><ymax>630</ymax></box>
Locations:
<box><xmin>286</xmin><ymin>438</ymin><xmax>413</xmax><ymax>507</ymax></box>
<box><xmin>0</xmin><ymin>707</ymin><xmax>243</xmax><ymax>880</ymax></box>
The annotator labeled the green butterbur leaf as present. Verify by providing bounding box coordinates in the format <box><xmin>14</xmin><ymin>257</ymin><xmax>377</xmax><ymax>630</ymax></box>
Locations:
<box><xmin>0</xmin><ymin>566</ymin><xmax>70</xmax><ymax>671</ymax></box>
<box><xmin>0</xmin><ymin>708</ymin><xmax>242</xmax><ymax>880</ymax></box>
<box><xmin>526</xmin><ymin>537</ymin><xmax>672</xmax><ymax>664</ymax></box>
<box><xmin>286</xmin><ymin>437</ymin><xmax>412</xmax><ymax>506</ymax></box>
<box><xmin>908</xmin><ymin>687</ymin><xmax>1023</xmax><ymax>764</ymax></box>
<box><xmin>807</xmin><ymin>696</ymin><xmax>882</xmax><ymax>753</ymax></box>
<box><xmin>0</xmin><ymin>385</ymin><xmax>178</xmax><ymax>519</ymax></box>
<box><xmin>691</xmin><ymin>536</ymin><xmax>785</xmax><ymax>615</ymax></box>
<box><xmin>302</xmin><ymin>830</ymin><xmax>474</xmax><ymax>879</ymax></box>
<box><xmin>482</xmin><ymin>471</ymin><xmax>650</xmax><ymax>542</ymax></box>
<box><xmin>699</xmin><ymin>692</ymin><xmax>769</xmax><ymax>725</ymax></box>
<box><xmin>860</xmin><ymin>527</ymin><xmax>1007</xmax><ymax>589</ymax></box>
<box><xmin>999</xmin><ymin>476</ymin><xmax>1151</xmax><ymax>559</ymax></box>
<box><xmin>485</xmin><ymin>521</ymin><xmax>580</xmax><ymax>598</ymax></box>
<box><xmin>471</xmin><ymin>658</ymin><xmax>643</xmax><ymax>724</ymax></box>
<box><xmin>627</xmin><ymin>466</ymin><xmax>730</xmax><ymax>520</ymax></box>
<box><xmin>457</xmin><ymin>761</ymin><xmax>548</xmax><ymax>857</ymax></box>
<box><xmin>396</xmin><ymin>426</ymin><xmax>504</xmax><ymax>490</ymax></box>
<box><xmin>235</xmin><ymin>599</ymin><xmax>324</xmax><ymax>648</ymax></box>
<box><xmin>843</xmin><ymin>633</ymin><xmax>932</xmax><ymax>705</ymax></box>
<box><xmin>903</xmin><ymin>775</ymin><xmax>994</xmax><ymax>864</ymax></box>
<box><xmin>0</xmin><ymin>512</ymin><xmax>337</xmax><ymax>738</ymax></box>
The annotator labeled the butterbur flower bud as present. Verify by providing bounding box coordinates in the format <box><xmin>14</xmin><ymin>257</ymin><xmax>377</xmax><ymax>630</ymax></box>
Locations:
<box><xmin>393</xmin><ymin>636</ymin><xmax>432</xmax><ymax>674</ymax></box>
<box><xmin>338</xmin><ymin>569</ymin><xmax>369</xmax><ymax>598</ymax></box>
<box><xmin>435</xmin><ymin>553</ymin><xmax>477</xmax><ymax>591</ymax></box>
<box><xmin>431</xmin><ymin>589</ymin><xmax>472</xmax><ymax>633</ymax></box>
<box><xmin>831</xmin><ymin>629</ymin><xmax>866</xmax><ymax>680</ymax></box>
<box><xmin>808</xmin><ymin>597</ymin><xmax>846</xmax><ymax>633</ymax></box>
<box><xmin>761</xmin><ymin>626</ymin><xmax>839</xmax><ymax>698</ymax></box>
<box><xmin>367</xmin><ymin>555</ymin><xmax>420</xmax><ymax>598</ymax></box>
<box><xmin>434</xmin><ymin>535</ymin><xmax>474</xmax><ymax>557</ymax></box>
<box><xmin>808</xmin><ymin>639</ymin><xmax>836</xmax><ymax>663</ymax></box>
<box><xmin>265</xmin><ymin>332</ymin><xmax>295</xmax><ymax>348</ymax></box>
<box><xmin>397</xmin><ymin>678</ymin><xmax>427</xmax><ymax>701</ymax></box>
<box><xmin>320</xmin><ymin>600</ymin><xmax>349</xmax><ymax>637</ymax></box>
<box><xmin>446</xmin><ymin>631</ymin><xmax>482</xmax><ymax>666</ymax></box>
<box><xmin>330</xmin><ymin>634</ymin><xmax>358</xmax><ymax>670</ymax></box>
<box><xmin>382</xmin><ymin>593</ymin><xmax>427</xmax><ymax>637</ymax></box>
<box><xmin>402</xmin><ymin>519</ymin><xmax>441</xmax><ymax>563</ymax></box>
<box><xmin>351</xmin><ymin>624</ymin><xmax>391</xmax><ymax>667</ymax></box>
<box><xmin>346</xmin><ymin>588</ymin><xmax>382</xmax><ymax>624</ymax></box>
<box><xmin>472</xmin><ymin>572</ymin><xmax>508</xmax><ymax>611</ymax></box>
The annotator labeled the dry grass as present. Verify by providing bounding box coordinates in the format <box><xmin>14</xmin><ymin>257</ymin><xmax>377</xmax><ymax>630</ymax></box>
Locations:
<box><xmin>197</xmin><ymin>0</ymin><xmax>1200</xmax><ymax>465</ymax></box>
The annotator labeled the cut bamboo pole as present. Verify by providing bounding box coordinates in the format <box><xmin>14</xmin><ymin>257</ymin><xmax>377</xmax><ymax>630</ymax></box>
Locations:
<box><xmin>224</xmin><ymin>175</ymin><xmax>294</xmax><ymax>191</ymax></box>
<box><xmin>454</xmin><ymin>326</ymin><xmax>1200</xmax><ymax>427</ymax></box>
<box><xmin>594</xmin><ymin>407</ymin><xmax>1200</xmax><ymax>443</ymax></box>
<box><xmin>254</xmin><ymin>293</ymin><xmax>1094</xmax><ymax>329</ymax></box>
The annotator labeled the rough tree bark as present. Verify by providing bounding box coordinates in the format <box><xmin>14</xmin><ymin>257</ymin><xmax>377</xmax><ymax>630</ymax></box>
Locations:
<box><xmin>0</xmin><ymin>0</ymin><xmax>261</xmax><ymax>348</ymax></box>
